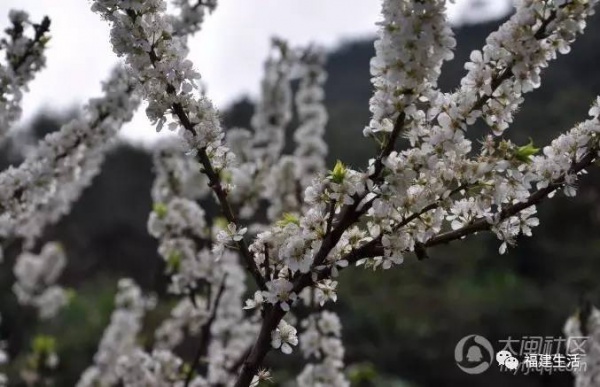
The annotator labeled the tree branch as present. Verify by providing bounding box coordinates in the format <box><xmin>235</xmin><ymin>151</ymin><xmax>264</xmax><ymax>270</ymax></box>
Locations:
<box><xmin>467</xmin><ymin>1</ymin><xmax>567</xmax><ymax>116</ymax></box>
<box><xmin>350</xmin><ymin>149</ymin><xmax>598</xmax><ymax>261</ymax></box>
<box><xmin>127</xmin><ymin>9</ymin><xmax>267</xmax><ymax>291</ymax></box>
<box><xmin>232</xmin><ymin>96</ymin><xmax>409</xmax><ymax>387</ymax></box>
<box><xmin>233</xmin><ymin>306</ymin><xmax>285</xmax><ymax>387</ymax></box>
<box><xmin>228</xmin><ymin>5</ymin><xmax>581</xmax><ymax>384</ymax></box>
<box><xmin>9</xmin><ymin>16</ymin><xmax>51</xmax><ymax>72</ymax></box>
<box><xmin>183</xmin><ymin>276</ymin><xmax>228</xmax><ymax>387</ymax></box>
<box><xmin>371</xmin><ymin>111</ymin><xmax>406</xmax><ymax>182</ymax></box>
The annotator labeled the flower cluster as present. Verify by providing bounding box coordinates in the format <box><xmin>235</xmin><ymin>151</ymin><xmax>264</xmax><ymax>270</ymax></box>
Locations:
<box><xmin>263</xmin><ymin>46</ymin><xmax>330</xmax><ymax>220</ymax></box>
<box><xmin>250</xmin><ymin>38</ymin><xmax>294</xmax><ymax>165</ymax></box>
<box><xmin>204</xmin><ymin>255</ymin><xmax>259</xmax><ymax>385</ymax></box>
<box><xmin>227</xmin><ymin>43</ymin><xmax>330</xmax><ymax>221</ymax></box>
<box><xmin>115</xmin><ymin>349</ymin><xmax>188</xmax><ymax>387</ymax></box>
<box><xmin>12</xmin><ymin>242</ymin><xmax>69</xmax><ymax>319</ymax></box>
<box><xmin>91</xmin><ymin>0</ymin><xmax>233</xmax><ymax>173</ymax></box>
<box><xmin>169</xmin><ymin>0</ymin><xmax>217</xmax><ymax>37</ymax></box>
<box><xmin>364</xmin><ymin>0</ymin><xmax>455</xmax><ymax>138</ymax></box>
<box><xmin>564</xmin><ymin>305</ymin><xmax>600</xmax><ymax>387</ymax></box>
<box><xmin>148</xmin><ymin>141</ymin><xmax>259</xmax><ymax>385</ymax></box>
<box><xmin>453</xmin><ymin>0</ymin><xmax>599</xmax><ymax>135</ymax></box>
<box><xmin>0</xmin><ymin>10</ymin><xmax>50</xmax><ymax>141</ymax></box>
<box><xmin>77</xmin><ymin>279</ymin><xmax>152</xmax><ymax>387</ymax></box>
<box><xmin>0</xmin><ymin>66</ymin><xmax>140</xmax><ymax>243</ymax></box>
<box><xmin>293</xmin><ymin>46</ymin><xmax>328</xmax><ymax>189</ymax></box>
<box><xmin>227</xmin><ymin>39</ymin><xmax>296</xmax><ymax>218</ymax></box>
<box><xmin>297</xmin><ymin>310</ymin><xmax>348</xmax><ymax>387</ymax></box>
<box><xmin>89</xmin><ymin>0</ymin><xmax>600</xmax><ymax>385</ymax></box>
<box><xmin>148</xmin><ymin>140</ymin><xmax>216</xmax><ymax>293</ymax></box>
<box><xmin>139</xmin><ymin>250</ymin><xmax>257</xmax><ymax>386</ymax></box>
<box><xmin>350</xmin><ymin>0</ymin><xmax>600</xmax><ymax>267</ymax></box>
<box><xmin>0</xmin><ymin>0</ymin><xmax>214</xmax><ymax>246</ymax></box>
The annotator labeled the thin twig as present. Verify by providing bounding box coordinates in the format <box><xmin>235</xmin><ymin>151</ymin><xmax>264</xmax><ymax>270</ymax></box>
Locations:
<box><xmin>263</xmin><ymin>244</ymin><xmax>271</xmax><ymax>282</ymax></box>
<box><xmin>349</xmin><ymin>150</ymin><xmax>597</xmax><ymax>261</ymax></box>
<box><xmin>8</xmin><ymin>16</ymin><xmax>51</xmax><ymax>73</ymax></box>
<box><xmin>126</xmin><ymin>10</ymin><xmax>267</xmax><ymax>291</ymax></box>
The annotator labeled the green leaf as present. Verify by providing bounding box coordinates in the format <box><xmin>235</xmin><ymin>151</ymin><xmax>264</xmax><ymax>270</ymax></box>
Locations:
<box><xmin>167</xmin><ymin>251</ymin><xmax>182</xmax><ymax>272</ymax></box>
<box><xmin>515</xmin><ymin>139</ymin><xmax>540</xmax><ymax>163</ymax></box>
<box><xmin>33</xmin><ymin>335</ymin><xmax>56</xmax><ymax>355</ymax></box>
<box><xmin>213</xmin><ymin>217</ymin><xmax>228</xmax><ymax>230</ymax></box>
<box><xmin>330</xmin><ymin>160</ymin><xmax>346</xmax><ymax>184</ymax></box>
<box><xmin>277</xmin><ymin>212</ymin><xmax>300</xmax><ymax>227</ymax></box>
<box><xmin>153</xmin><ymin>202</ymin><xmax>168</xmax><ymax>219</ymax></box>
<box><xmin>65</xmin><ymin>288</ymin><xmax>77</xmax><ymax>303</ymax></box>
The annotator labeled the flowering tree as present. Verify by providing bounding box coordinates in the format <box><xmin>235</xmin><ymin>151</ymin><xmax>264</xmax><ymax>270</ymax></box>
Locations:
<box><xmin>1</xmin><ymin>0</ymin><xmax>600</xmax><ymax>386</ymax></box>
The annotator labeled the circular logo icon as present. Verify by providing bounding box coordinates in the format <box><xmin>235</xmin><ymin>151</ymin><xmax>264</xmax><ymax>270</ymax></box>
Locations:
<box><xmin>455</xmin><ymin>334</ymin><xmax>494</xmax><ymax>374</ymax></box>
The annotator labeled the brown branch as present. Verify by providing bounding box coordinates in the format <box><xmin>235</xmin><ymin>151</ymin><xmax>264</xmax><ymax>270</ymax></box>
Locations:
<box><xmin>191</xmin><ymin>0</ymin><xmax>214</xmax><ymax>12</ymax></box>
<box><xmin>6</xmin><ymin>16</ymin><xmax>51</xmax><ymax>75</ymax></box>
<box><xmin>183</xmin><ymin>276</ymin><xmax>228</xmax><ymax>387</ymax></box>
<box><xmin>228</xmin><ymin>347</ymin><xmax>251</xmax><ymax>376</ymax></box>
<box><xmin>227</xmin><ymin>3</ymin><xmax>586</xmax><ymax>385</ymax></box>
<box><xmin>370</xmin><ymin>111</ymin><xmax>406</xmax><ymax>182</ymax></box>
<box><xmin>325</xmin><ymin>199</ymin><xmax>336</xmax><ymax>235</ymax></box>
<box><xmin>233</xmin><ymin>306</ymin><xmax>285</xmax><ymax>387</ymax></box>
<box><xmin>263</xmin><ymin>244</ymin><xmax>271</xmax><ymax>282</ymax></box>
<box><xmin>232</xmin><ymin>80</ymin><xmax>410</xmax><ymax>387</ymax></box>
<box><xmin>171</xmin><ymin>101</ymin><xmax>266</xmax><ymax>291</ymax></box>
<box><xmin>468</xmin><ymin>1</ymin><xmax>566</xmax><ymax>116</ymax></box>
<box><xmin>334</xmin><ymin>3</ymin><xmax>568</xmax><ymax>263</ymax></box>
<box><xmin>230</xmin><ymin>87</ymin><xmax>410</xmax><ymax>387</ymax></box>
<box><xmin>310</xmin><ymin>110</ymin><xmax>408</xmax><ymax>269</ymax></box>
<box><xmin>350</xmin><ymin>149</ymin><xmax>597</xmax><ymax>260</ymax></box>
<box><xmin>306</xmin><ymin>183</ymin><xmax>469</xmax><ymax>280</ymax></box>
<box><xmin>126</xmin><ymin>10</ymin><xmax>266</xmax><ymax>291</ymax></box>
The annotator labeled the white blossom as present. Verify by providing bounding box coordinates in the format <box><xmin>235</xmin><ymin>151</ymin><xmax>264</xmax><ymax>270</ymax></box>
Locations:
<box><xmin>263</xmin><ymin>278</ymin><xmax>297</xmax><ymax>312</ymax></box>
<box><xmin>12</xmin><ymin>242</ymin><xmax>69</xmax><ymax>319</ymax></box>
<box><xmin>314</xmin><ymin>279</ymin><xmax>338</xmax><ymax>306</ymax></box>
<box><xmin>0</xmin><ymin>67</ymin><xmax>140</xmax><ymax>243</ymax></box>
<box><xmin>0</xmin><ymin>314</ymin><xmax>7</xmax><ymax>386</ymax></box>
<box><xmin>77</xmin><ymin>279</ymin><xmax>151</xmax><ymax>387</ymax></box>
<box><xmin>271</xmin><ymin>320</ymin><xmax>298</xmax><ymax>354</ymax></box>
<box><xmin>297</xmin><ymin>311</ymin><xmax>348</xmax><ymax>387</ymax></box>
<box><xmin>564</xmin><ymin>306</ymin><xmax>600</xmax><ymax>387</ymax></box>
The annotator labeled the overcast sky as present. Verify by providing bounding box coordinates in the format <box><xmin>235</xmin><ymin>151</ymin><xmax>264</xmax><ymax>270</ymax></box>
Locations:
<box><xmin>0</xmin><ymin>0</ymin><xmax>512</xmax><ymax>142</ymax></box>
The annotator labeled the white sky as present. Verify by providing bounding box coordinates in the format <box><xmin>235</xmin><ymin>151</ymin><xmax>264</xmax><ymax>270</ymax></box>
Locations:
<box><xmin>0</xmin><ymin>0</ymin><xmax>512</xmax><ymax>143</ymax></box>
